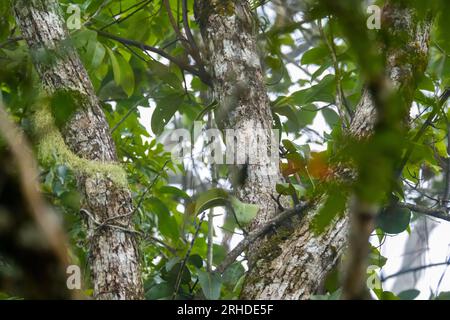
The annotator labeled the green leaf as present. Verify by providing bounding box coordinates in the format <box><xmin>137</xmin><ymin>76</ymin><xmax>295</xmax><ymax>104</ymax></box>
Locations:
<box><xmin>213</xmin><ymin>244</ymin><xmax>227</xmax><ymax>266</ymax></box>
<box><xmin>159</xmin><ymin>186</ymin><xmax>191</xmax><ymax>200</ymax></box>
<box><xmin>162</xmin><ymin>262</ymin><xmax>191</xmax><ymax>285</ymax></box>
<box><xmin>71</xmin><ymin>29</ymin><xmax>97</xmax><ymax>49</ymax></box>
<box><xmin>145</xmin><ymin>282</ymin><xmax>173</xmax><ymax>300</ymax></box>
<box><xmin>151</xmin><ymin>92</ymin><xmax>184</xmax><ymax>135</ymax></box>
<box><xmin>291</xmin><ymin>75</ymin><xmax>336</xmax><ymax>105</ymax></box>
<box><xmin>368</xmin><ymin>245</ymin><xmax>387</xmax><ymax>268</ymax></box>
<box><xmin>373</xmin><ymin>289</ymin><xmax>400</xmax><ymax>300</ymax></box>
<box><xmin>276</xmin><ymin>183</ymin><xmax>306</xmax><ymax>197</ymax></box>
<box><xmin>193</xmin><ymin>188</ymin><xmax>229</xmax><ymax>216</ymax></box>
<box><xmin>312</xmin><ymin>190</ymin><xmax>347</xmax><ymax>234</ymax></box>
<box><xmin>398</xmin><ymin>289</ymin><xmax>420</xmax><ymax>300</ymax></box>
<box><xmin>377</xmin><ymin>206</ymin><xmax>411</xmax><ymax>234</ymax></box>
<box><xmin>147</xmin><ymin>59</ymin><xmax>182</xmax><ymax>90</ymax></box>
<box><xmin>435</xmin><ymin>291</ymin><xmax>450</xmax><ymax>300</ymax></box>
<box><xmin>49</xmin><ymin>90</ymin><xmax>79</xmax><ymax>129</ymax></box>
<box><xmin>107</xmin><ymin>47</ymin><xmax>121</xmax><ymax>87</ymax></box>
<box><xmin>322</xmin><ymin>108</ymin><xmax>340</xmax><ymax>128</ymax></box>
<box><xmin>230</xmin><ymin>196</ymin><xmax>259</xmax><ymax>225</ymax></box>
<box><xmin>197</xmin><ymin>270</ymin><xmax>222</xmax><ymax>300</ymax></box>
<box><xmin>435</xmin><ymin>140</ymin><xmax>448</xmax><ymax>158</ymax></box>
<box><xmin>222</xmin><ymin>262</ymin><xmax>245</xmax><ymax>285</ymax></box>
<box><xmin>301</xmin><ymin>45</ymin><xmax>329</xmax><ymax>65</ymax></box>
<box><xmin>188</xmin><ymin>254</ymin><xmax>203</xmax><ymax>269</ymax></box>
<box><xmin>106</xmin><ymin>47</ymin><xmax>135</xmax><ymax>97</ymax></box>
<box><xmin>89</xmin><ymin>42</ymin><xmax>106</xmax><ymax>69</ymax></box>
<box><xmin>148</xmin><ymin>197</ymin><xmax>179</xmax><ymax>239</ymax></box>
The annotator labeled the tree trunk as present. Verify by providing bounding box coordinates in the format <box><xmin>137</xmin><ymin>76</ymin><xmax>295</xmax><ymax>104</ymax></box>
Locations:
<box><xmin>194</xmin><ymin>0</ymin><xmax>282</xmax><ymax>247</ymax></box>
<box><xmin>13</xmin><ymin>0</ymin><xmax>143</xmax><ymax>299</ymax></box>
<box><xmin>196</xmin><ymin>0</ymin><xmax>430</xmax><ymax>299</ymax></box>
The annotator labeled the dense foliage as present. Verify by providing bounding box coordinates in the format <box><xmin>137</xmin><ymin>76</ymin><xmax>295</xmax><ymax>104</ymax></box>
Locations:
<box><xmin>1</xmin><ymin>0</ymin><xmax>450</xmax><ymax>300</ymax></box>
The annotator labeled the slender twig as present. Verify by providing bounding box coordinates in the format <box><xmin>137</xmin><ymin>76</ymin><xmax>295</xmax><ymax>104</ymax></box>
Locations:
<box><xmin>397</xmin><ymin>202</ymin><xmax>450</xmax><ymax>222</ymax></box>
<box><xmin>83</xmin><ymin>0</ymin><xmax>112</xmax><ymax>26</ymax></box>
<box><xmin>110</xmin><ymin>97</ymin><xmax>147</xmax><ymax>134</ymax></box>
<box><xmin>181</xmin><ymin>0</ymin><xmax>205</xmax><ymax>72</ymax></box>
<box><xmin>164</xmin><ymin>0</ymin><xmax>207</xmax><ymax>77</ymax></box>
<box><xmin>132</xmin><ymin>160</ymin><xmax>170</xmax><ymax>216</ymax></box>
<box><xmin>206</xmin><ymin>112</ymin><xmax>215</xmax><ymax>272</ymax></box>
<box><xmin>318</xmin><ymin>19</ymin><xmax>352</xmax><ymax>125</ymax></box>
<box><xmin>207</xmin><ymin>207</ymin><xmax>214</xmax><ymax>272</ymax></box>
<box><xmin>397</xmin><ymin>88</ymin><xmax>450</xmax><ymax>177</ymax></box>
<box><xmin>145</xmin><ymin>235</ymin><xmax>177</xmax><ymax>254</ymax></box>
<box><xmin>163</xmin><ymin>0</ymin><xmax>189</xmax><ymax>44</ymax></box>
<box><xmin>95</xmin><ymin>29</ymin><xmax>212</xmax><ymax>85</ymax></box>
<box><xmin>381</xmin><ymin>260</ymin><xmax>450</xmax><ymax>282</ymax></box>
<box><xmin>98</xmin><ymin>0</ymin><xmax>153</xmax><ymax>31</ymax></box>
<box><xmin>173</xmin><ymin>211</ymin><xmax>206</xmax><ymax>299</ymax></box>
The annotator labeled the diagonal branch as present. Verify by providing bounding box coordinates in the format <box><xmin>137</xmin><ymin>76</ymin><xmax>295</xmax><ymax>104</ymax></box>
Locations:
<box><xmin>214</xmin><ymin>202</ymin><xmax>311</xmax><ymax>274</ymax></box>
<box><xmin>381</xmin><ymin>260</ymin><xmax>450</xmax><ymax>282</ymax></box>
<box><xmin>398</xmin><ymin>202</ymin><xmax>450</xmax><ymax>222</ymax></box>
<box><xmin>163</xmin><ymin>0</ymin><xmax>208</xmax><ymax>79</ymax></box>
<box><xmin>95</xmin><ymin>30</ymin><xmax>212</xmax><ymax>85</ymax></box>
<box><xmin>181</xmin><ymin>0</ymin><xmax>205</xmax><ymax>71</ymax></box>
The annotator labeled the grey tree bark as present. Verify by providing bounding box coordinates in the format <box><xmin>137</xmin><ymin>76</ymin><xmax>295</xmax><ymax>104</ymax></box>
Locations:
<box><xmin>196</xmin><ymin>0</ymin><xmax>431</xmax><ymax>299</ymax></box>
<box><xmin>13</xmin><ymin>0</ymin><xmax>143</xmax><ymax>299</ymax></box>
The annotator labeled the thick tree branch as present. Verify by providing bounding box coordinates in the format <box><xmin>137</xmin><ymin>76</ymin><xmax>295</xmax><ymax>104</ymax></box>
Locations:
<box><xmin>215</xmin><ymin>202</ymin><xmax>311</xmax><ymax>274</ymax></box>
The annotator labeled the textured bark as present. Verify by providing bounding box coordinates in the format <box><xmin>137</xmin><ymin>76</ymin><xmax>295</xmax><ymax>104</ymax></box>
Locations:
<box><xmin>350</xmin><ymin>4</ymin><xmax>431</xmax><ymax>138</ymax></box>
<box><xmin>194</xmin><ymin>0</ymin><xmax>346</xmax><ymax>299</ymax></box>
<box><xmin>196</xmin><ymin>0</ymin><xmax>431</xmax><ymax>300</ymax></box>
<box><xmin>13</xmin><ymin>0</ymin><xmax>143</xmax><ymax>299</ymax></box>
<box><xmin>194</xmin><ymin>1</ymin><xmax>281</xmax><ymax>236</ymax></box>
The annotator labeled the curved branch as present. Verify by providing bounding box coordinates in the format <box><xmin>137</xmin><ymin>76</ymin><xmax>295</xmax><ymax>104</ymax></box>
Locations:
<box><xmin>95</xmin><ymin>30</ymin><xmax>212</xmax><ymax>85</ymax></box>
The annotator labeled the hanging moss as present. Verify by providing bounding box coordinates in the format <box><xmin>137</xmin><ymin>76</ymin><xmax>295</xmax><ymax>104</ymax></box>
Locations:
<box><xmin>33</xmin><ymin>106</ymin><xmax>129</xmax><ymax>188</ymax></box>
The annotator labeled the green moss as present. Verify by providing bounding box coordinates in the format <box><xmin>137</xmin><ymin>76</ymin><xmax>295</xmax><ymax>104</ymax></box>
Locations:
<box><xmin>255</xmin><ymin>226</ymin><xmax>294</xmax><ymax>264</ymax></box>
<box><xmin>33</xmin><ymin>106</ymin><xmax>128</xmax><ymax>188</ymax></box>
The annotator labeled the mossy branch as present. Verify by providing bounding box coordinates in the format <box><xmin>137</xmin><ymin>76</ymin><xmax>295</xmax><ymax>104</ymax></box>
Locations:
<box><xmin>33</xmin><ymin>106</ymin><xmax>129</xmax><ymax>188</ymax></box>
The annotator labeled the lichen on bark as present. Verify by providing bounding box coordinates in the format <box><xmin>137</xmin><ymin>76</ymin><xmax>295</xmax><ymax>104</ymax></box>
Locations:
<box><xmin>13</xmin><ymin>0</ymin><xmax>144</xmax><ymax>299</ymax></box>
<box><xmin>33</xmin><ymin>106</ymin><xmax>129</xmax><ymax>189</ymax></box>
